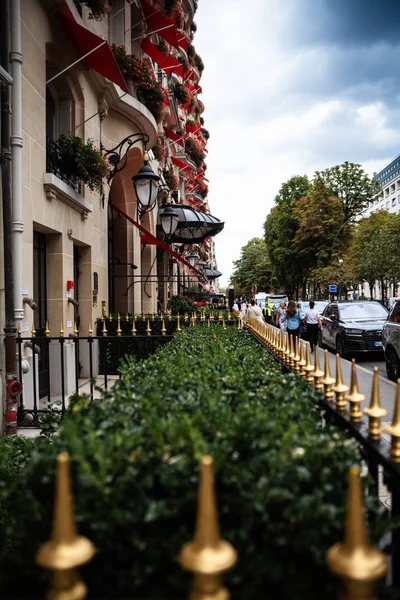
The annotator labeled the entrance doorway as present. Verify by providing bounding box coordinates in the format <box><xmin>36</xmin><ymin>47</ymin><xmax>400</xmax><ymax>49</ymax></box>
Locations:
<box><xmin>33</xmin><ymin>231</ymin><xmax>49</xmax><ymax>398</ymax></box>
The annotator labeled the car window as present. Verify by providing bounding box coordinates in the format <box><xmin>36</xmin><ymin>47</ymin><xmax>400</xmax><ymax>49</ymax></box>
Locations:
<box><xmin>388</xmin><ymin>301</ymin><xmax>400</xmax><ymax>323</ymax></box>
<box><xmin>338</xmin><ymin>303</ymin><xmax>388</xmax><ymax>320</ymax></box>
<box><xmin>331</xmin><ymin>305</ymin><xmax>339</xmax><ymax>318</ymax></box>
<box><xmin>315</xmin><ymin>301</ymin><xmax>329</xmax><ymax>313</ymax></box>
<box><xmin>324</xmin><ymin>305</ymin><xmax>332</xmax><ymax>317</ymax></box>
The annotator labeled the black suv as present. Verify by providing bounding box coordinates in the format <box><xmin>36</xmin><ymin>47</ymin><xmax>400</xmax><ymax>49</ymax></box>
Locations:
<box><xmin>319</xmin><ymin>301</ymin><xmax>388</xmax><ymax>357</ymax></box>
<box><xmin>382</xmin><ymin>300</ymin><xmax>400</xmax><ymax>381</ymax></box>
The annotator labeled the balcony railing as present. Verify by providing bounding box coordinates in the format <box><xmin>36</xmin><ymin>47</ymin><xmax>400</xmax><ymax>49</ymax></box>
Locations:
<box><xmin>46</xmin><ymin>136</ymin><xmax>82</xmax><ymax>194</ymax></box>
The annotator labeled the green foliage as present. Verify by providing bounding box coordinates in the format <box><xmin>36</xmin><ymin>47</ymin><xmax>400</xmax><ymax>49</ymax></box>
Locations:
<box><xmin>174</xmin><ymin>82</ymin><xmax>190</xmax><ymax>104</ymax></box>
<box><xmin>194</xmin><ymin>53</ymin><xmax>204</xmax><ymax>72</ymax></box>
<box><xmin>0</xmin><ymin>327</ymin><xmax>389</xmax><ymax>600</ymax></box>
<box><xmin>315</xmin><ymin>161</ymin><xmax>381</xmax><ymax>222</ymax></box>
<box><xmin>54</xmin><ymin>134</ymin><xmax>109</xmax><ymax>191</ymax></box>
<box><xmin>185</xmin><ymin>137</ymin><xmax>205</xmax><ymax>168</ymax></box>
<box><xmin>167</xmin><ymin>294</ymin><xmax>195</xmax><ymax>314</ymax></box>
<box><xmin>162</xmin><ymin>167</ymin><xmax>179</xmax><ymax>190</ymax></box>
<box><xmin>230</xmin><ymin>237</ymin><xmax>273</xmax><ymax>295</ymax></box>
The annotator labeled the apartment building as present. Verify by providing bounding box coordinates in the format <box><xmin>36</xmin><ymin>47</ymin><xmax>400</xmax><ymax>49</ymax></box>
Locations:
<box><xmin>363</xmin><ymin>153</ymin><xmax>400</xmax><ymax>217</ymax></box>
<box><xmin>0</xmin><ymin>0</ymin><xmax>223</xmax><ymax>432</ymax></box>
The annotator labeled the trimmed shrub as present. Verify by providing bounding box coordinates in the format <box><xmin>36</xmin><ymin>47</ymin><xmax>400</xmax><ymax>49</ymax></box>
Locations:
<box><xmin>0</xmin><ymin>327</ymin><xmax>389</xmax><ymax>599</ymax></box>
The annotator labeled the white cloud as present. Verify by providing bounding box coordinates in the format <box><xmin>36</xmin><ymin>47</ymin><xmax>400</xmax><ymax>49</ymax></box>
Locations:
<box><xmin>194</xmin><ymin>1</ymin><xmax>400</xmax><ymax>286</ymax></box>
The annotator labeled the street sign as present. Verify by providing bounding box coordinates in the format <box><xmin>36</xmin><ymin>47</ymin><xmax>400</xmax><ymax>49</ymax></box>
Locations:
<box><xmin>251</xmin><ymin>285</ymin><xmax>257</xmax><ymax>294</ymax></box>
<box><xmin>329</xmin><ymin>285</ymin><xmax>337</xmax><ymax>293</ymax></box>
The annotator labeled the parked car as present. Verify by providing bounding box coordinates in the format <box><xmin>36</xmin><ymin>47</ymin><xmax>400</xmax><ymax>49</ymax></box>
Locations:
<box><xmin>319</xmin><ymin>301</ymin><xmax>388</xmax><ymax>357</ymax></box>
<box><xmin>382</xmin><ymin>300</ymin><xmax>400</xmax><ymax>381</ymax></box>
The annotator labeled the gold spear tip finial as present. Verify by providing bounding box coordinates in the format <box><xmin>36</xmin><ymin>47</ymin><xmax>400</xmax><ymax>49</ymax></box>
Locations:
<box><xmin>364</xmin><ymin>368</ymin><xmax>387</xmax><ymax>418</ymax></box>
<box><xmin>179</xmin><ymin>456</ymin><xmax>237</xmax><ymax>575</ymax></box>
<box><xmin>333</xmin><ymin>353</ymin><xmax>349</xmax><ymax>393</ymax></box>
<box><xmin>385</xmin><ymin>379</ymin><xmax>400</xmax><ymax>434</ymax></box>
<box><xmin>326</xmin><ymin>466</ymin><xmax>387</xmax><ymax>582</ymax></box>
<box><xmin>36</xmin><ymin>453</ymin><xmax>95</xmax><ymax>571</ymax></box>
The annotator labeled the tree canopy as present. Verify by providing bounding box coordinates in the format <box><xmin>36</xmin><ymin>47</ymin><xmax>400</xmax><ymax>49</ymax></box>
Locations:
<box><xmin>230</xmin><ymin>237</ymin><xmax>272</xmax><ymax>295</ymax></box>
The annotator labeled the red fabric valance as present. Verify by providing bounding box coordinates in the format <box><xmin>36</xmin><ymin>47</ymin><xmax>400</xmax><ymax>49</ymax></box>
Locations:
<box><xmin>141</xmin><ymin>38</ymin><xmax>184</xmax><ymax>78</ymax></box>
<box><xmin>109</xmin><ymin>202</ymin><xmax>204</xmax><ymax>277</ymax></box>
<box><xmin>171</xmin><ymin>156</ymin><xmax>191</xmax><ymax>172</ymax></box>
<box><xmin>140</xmin><ymin>0</ymin><xmax>180</xmax><ymax>51</ymax></box>
<box><xmin>61</xmin><ymin>3</ymin><xmax>128</xmax><ymax>92</ymax></box>
<box><xmin>186</xmin><ymin>122</ymin><xmax>201</xmax><ymax>134</ymax></box>
<box><xmin>164</xmin><ymin>127</ymin><xmax>184</xmax><ymax>147</ymax></box>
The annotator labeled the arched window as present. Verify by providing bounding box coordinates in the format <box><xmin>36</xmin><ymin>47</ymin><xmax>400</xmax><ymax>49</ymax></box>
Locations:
<box><xmin>46</xmin><ymin>60</ymin><xmax>75</xmax><ymax>141</ymax></box>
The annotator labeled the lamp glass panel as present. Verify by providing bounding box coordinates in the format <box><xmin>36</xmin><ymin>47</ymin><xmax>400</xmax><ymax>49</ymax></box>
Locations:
<box><xmin>134</xmin><ymin>178</ymin><xmax>151</xmax><ymax>207</ymax></box>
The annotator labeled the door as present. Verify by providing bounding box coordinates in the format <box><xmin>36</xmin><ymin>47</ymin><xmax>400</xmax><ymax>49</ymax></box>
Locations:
<box><xmin>73</xmin><ymin>246</ymin><xmax>81</xmax><ymax>377</ymax></box>
<box><xmin>33</xmin><ymin>231</ymin><xmax>49</xmax><ymax>398</ymax></box>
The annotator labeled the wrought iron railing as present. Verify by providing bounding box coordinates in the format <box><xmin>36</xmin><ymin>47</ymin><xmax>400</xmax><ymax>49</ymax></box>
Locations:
<box><xmin>46</xmin><ymin>136</ymin><xmax>82</xmax><ymax>194</ymax></box>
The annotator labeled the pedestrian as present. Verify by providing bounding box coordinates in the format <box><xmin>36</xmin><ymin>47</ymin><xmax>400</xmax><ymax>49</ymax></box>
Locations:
<box><xmin>247</xmin><ymin>299</ymin><xmax>264</xmax><ymax>322</ymax></box>
<box><xmin>275</xmin><ymin>302</ymin><xmax>286</xmax><ymax>328</ymax></box>
<box><xmin>233</xmin><ymin>300</ymin><xmax>239</xmax><ymax>312</ymax></box>
<box><xmin>240</xmin><ymin>299</ymin><xmax>247</xmax><ymax>324</ymax></box>
<box><xmin>281</xmin><ymin>300</ymin><xmax>303</xmax><ymax>338</ymax></box>
<box><xmin>304</xmin><ymin>300</ymin><xmax>322</xmax><ymax>352</ymax></box>
<box><xmin>263</xmin><ymin>303</ymin><xmax>271</xmax><ymax>324</ymax></box>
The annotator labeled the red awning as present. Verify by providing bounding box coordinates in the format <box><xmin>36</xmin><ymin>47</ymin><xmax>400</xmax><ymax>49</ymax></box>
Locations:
<box><xmin>186</xmin><ymin>122</ymin><xmax>201</xmax><ymax>135</ymax></box>
<box><xmin>164</xmin><ymin>127</ymin><xmax>184</xmax><ymax>147</ymax></box>
<box><xmin>109</xmin><ymin>202</ymin><xmax>204</xmax><ymax>277</ymax></box>
<box><xmin>177</xmin><ymin>31</ymin><xmax>189</xmax><ymax>50</ymax></box>
<box><xmin>141</xmin><ymin>38</ymin><xmax>184</xmax><ymax>78</ymax></box>
<box><xmin>171</xmin><ymin>156</ymin><xmax>191</xmax><ymax>172</ymax></box>
<box><xmin>140</xmin><ymin>0</ymin><xmax>180</xmax><ymax>51</ymax></box>
<box><xmin>60</xmin><ymin>4</ymin><xmax>128</xmax><ymax>92</ymax></box>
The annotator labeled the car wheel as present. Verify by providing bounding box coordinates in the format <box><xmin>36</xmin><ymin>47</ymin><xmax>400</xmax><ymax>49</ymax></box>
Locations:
<box><xmin>386</xmin><ymin>347</ymin><xmax>400</xmax><ymax>382</ymax></box>
<box><xmin>336</xmin><ymin>335</ymin><xmax>347</xmax><ymax>358</ymax></box>
<box><xmin>318</xmin><ymin>330</ymin><xmax>325</xmax><ymax>349</ymax></box>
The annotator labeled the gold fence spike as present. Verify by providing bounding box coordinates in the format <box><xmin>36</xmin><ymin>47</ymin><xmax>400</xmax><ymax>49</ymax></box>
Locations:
<box><xmin>131</xmin><ymin>317</ymin><xmax>137</xmax><ymax>336</ymax></box>
<box><xmin>179</xmin><ymin>456</ymin><xmax>237</xmax><ymax>600</ymax></box>
<box><xmin>117</xmin><ymin>313</ymin><xmax>122</xmax><ymax>337</ymax></box>
<box><xmin>102</xmin><ymin>319</ymin><xmax>107</xmax><ymax>337</ymax></box>
<box><xmin>332</xmin><ymin>354</ymin><xmax>349</xmax><ymax>411</ymax></box>
<box><xmin>227</xmin><ymin>311</ymin><xmax>231</xmax><ymax>321</ymax></box>
<box><xmin>161</xmin><ymin>318</ymin><xmax>167</xmax><ymax>336</ymax></box>
<box><xmin>74</xmin><ymin>321</ymin><xmax>79</xmax><ymax>338</ymax></box>
<box><xmin>364</xmin><ymin>368</ymin><xmax>387</xmax><ymax>441</ymax></box>
<box><xmin>59</xmin><ymin>322</ymin><xmax>64</xmax><ymax>338</ymax></box>
<box><xmin>152</xmin><ymin>312</ymin><xmax>155</xmax><ymax>321</ymax></box>
<box><xmin>321</xmin><ymin>349</ymin><xmax>335</xmax><ymax>401</ymax></box>
<box><xmin>207</xmin><ymin>317</ymin><xmax>211</xmax><ymax>328</ymax></box>
<box><xmin>125</xmin><ymin>313</ymin><xmax>129</xmax><ymax>322</ymax></box>
<box><xmin>303</xmin><ymin>343</ymin><xmax>314</xmax><ymax>384</ymax></box>
<box><xmin>31</xmin><ymin>322</ymin><xmax>36</xmax><ymax>338</ymax></box>
<box><xmin>222</xmin><ymin>318</ymin><xmax>226</xmax><ymax>330</ymax></box>
<box><xmin>45</xmin><ymin>321</ymin><xmax>50</xmax><ymax>337</ymax></box>
<box><xmin>184</xmin><ymin>312</ymin><xmax>189</xmax><ymax>321</ymax></box>
<box><xmin>293</xmin><ymin>336</ymin><xmax>301</xmax><ymax>373</ymax></box>
<box><xmin>297</xmin><ymin>339</ymin><xmax>306</xmax><ymax>378</ymax></box>
<box><xmin>384</xmin><ymin>381</ymin><xmax>400</xmax><ymax>462</ymax></box>
<box><xmin>88</xmin><ymin>322</ymin><xmax>93</xmax><ymax>337</ymax></box>
<box><xmin>288</xmin><ymin>335</ymin><xmax>295</xmax><ymax>369</ymax></box>
<box><xmin>146</xmin><ymin>320</ymin><xmax>152</xmax><ymax>336</ymax></box>
<box><xmin>17</xmin><ymin>322</ymin><xmax>21</xmax><ymax>337</ymax></box>
<box><xmin>218</xmin><ymin>311</ymin><xmax>223</xmax><ymax>321</ymax></box>
<box><xmin>345</xmin><ymin>359</ymin><xmax>366</xmax><ymax>423</ymax></box>
<box><xmin>109</xmin><ymin>313</ymin><xmax>112</xmax><ymax>323</ymax></box>
<box><xmin>36</xmin><ymin>453</ymin><xmax>95</xmax><ymax>600</ymax></box>
<box><xmin>177</xmin><ymin>314</ymin><xmax>182</xmax><ymax>332</ymax></box>
<box><xmin>169</xmin><ymin>312</ymin><xmax>172</xmax><ymax>321</ymax></box>
<box><xmin>326</xmin><ymin>466</ymin><xmax>387</xmax><ymax>599</ymax></box>
<box><xmin>312</xmin><ymin>349</ymin><xmax>324</xmax><ymax>391</ymax></box>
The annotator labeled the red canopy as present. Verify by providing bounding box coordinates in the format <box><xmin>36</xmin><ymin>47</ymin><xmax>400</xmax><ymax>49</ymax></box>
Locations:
<box><xmin>141</xmin><ymin>38</ymin><xmax>184</xmax><ymax>78</ymax></box>
<box><xmin>140</xmin><ymin>0</ymin><xmax>180</xmax><ymax>51</ymax></box>
<box><xmin>186</xmin><ymin>122</ymin><xmax>201</xmax><ymax>134</ymax></box>
<box><xmin>60</xmin><ymin>3</ymin><xmax>128</xmax><ymax>92</ymax></box>
<box><xmin>171</xmin><ymin>156</ymin><xmax>191</xmax><ymax>172</ymax></box>
<box><xmin>164</xmin><ymin>127</ymin><xmax>184</xmax><ymax>147</ymax></box>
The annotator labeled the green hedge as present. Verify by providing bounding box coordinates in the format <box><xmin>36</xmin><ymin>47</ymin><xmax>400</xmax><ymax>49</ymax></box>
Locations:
<box><xmin>0</xmin><ymin>326</ymin><xmax>388</xmax><ymax>599</ymax></box>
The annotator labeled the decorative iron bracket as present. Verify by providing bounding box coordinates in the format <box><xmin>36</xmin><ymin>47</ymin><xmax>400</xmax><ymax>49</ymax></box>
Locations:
<box><xmin>103</xmin><ymin>133</ymin><xmax>150</xmax><ymax>183</ymax></box>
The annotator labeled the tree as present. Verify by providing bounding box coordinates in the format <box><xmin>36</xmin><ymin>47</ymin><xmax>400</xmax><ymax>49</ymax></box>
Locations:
<box><xmin>293</xmin><ymin>178</ymin><xmax>345</xmax><ymax>269</ymax></box>
<box><xmin>264</xmin><ymin>175</ymin><xmax>310</xmax><ymax>297</ymax></box>
<box><xmin>315</xmin><ymin>161</ymin><xmax>381</xmax><ymax>223</ymax></box>
<box><xmin>230</xmin><ymin>238</ymin><xmax>272</xmax><ymax>295</ymax></box>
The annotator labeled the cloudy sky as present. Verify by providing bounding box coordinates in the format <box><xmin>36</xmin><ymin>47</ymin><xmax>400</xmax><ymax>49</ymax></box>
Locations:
<box><xmin>195</xmin><ymin>0</ymin><xmax>400</xmax><ymax>287</ymax></box>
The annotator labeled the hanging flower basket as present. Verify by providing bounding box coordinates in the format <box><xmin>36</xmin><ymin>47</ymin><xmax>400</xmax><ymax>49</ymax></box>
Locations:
<box><xmin>174</xmin><ymin>82</ymin><xmax>190</xmax><ymax>104</ymax></box>
<box><xmin>163</xmin><ymin>168</ymin><xmax>179</xmax><ymax>191</ymax></box>
<box><xmin>185</xmin><ymin>137</ymin><xmax>205</xmax><ymax>169</ymax></box>
<box><xmin>54</xmin><ymin>134</ymin><xmax>109</xmax><ymax>191</ymax></box>
<box><xmin>152</xmin><ymin>138</ymin><xmax>165</xmax><ymax>162</ymax></box>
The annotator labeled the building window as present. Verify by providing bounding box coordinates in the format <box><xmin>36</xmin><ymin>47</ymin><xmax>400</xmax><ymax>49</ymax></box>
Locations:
<box><xmin>391</xmin><ymin>184</ymin><xmax>396</xmax><ymax>193</ymax></box>
<box><xmin>386</xmin><ymin>201</ymin><xmax>390</xmax><ymax>209</ymax></box>
<box><xmin>46</xmin><ymin>61</ymin><xmax>75</xmax><ymax>141</ymax></box>
<box><xmin>385</xmin><ymin>187</ymin><xmax>389</xmax><ymax>196</ymax></box>
<box><xmin>392</xmin><ymin>197</ymin><xmax>396</xmax><ymax>207</ymax></box>
<box><xmin>109</xmin><ymin>0</ymin><xmax>125</xmax><ymax>47</ymax></box>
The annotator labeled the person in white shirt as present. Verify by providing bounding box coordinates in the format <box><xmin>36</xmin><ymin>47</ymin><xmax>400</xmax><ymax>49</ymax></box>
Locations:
<box><xmin>246</xmin><ymin>299</ymin><xmax>264</xmax><ymax>322</ymax></box>
<box><xmin>304</xmin><ymin>300</ymin><xmax>322</xmax><ymax>352</ymax></box>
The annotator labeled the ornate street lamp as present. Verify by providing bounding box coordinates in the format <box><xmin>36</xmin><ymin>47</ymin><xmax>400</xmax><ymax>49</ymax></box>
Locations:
<box><xmin>159</xmin><ymin>197</ymin><xmax>180</xmax><ymax>238</ymax></box>
<box><xmin>186</xmin><ymin>251</ymin><xmax>200</xmax><ymax>267</ymax></box>
<box><xmin>103</xmin><ymin>133</ymin><xmax>160</xmax><ymax>215</ymax></box>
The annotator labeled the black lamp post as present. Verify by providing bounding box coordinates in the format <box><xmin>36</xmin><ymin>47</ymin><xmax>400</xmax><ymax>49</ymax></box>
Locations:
<box><xmin>103</xmin><ymin>133</ymin><xmax>160</xmax><ymax>215</ymax></box>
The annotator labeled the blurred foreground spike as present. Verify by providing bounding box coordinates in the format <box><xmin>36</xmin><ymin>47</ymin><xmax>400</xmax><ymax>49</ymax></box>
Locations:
<box><xmin>326</xmin><ymin>466</ymin><xmax>387</xmax><ymax>600</ymax></box>
<box><xmin>177</xmin><ymin>314</ymin><xmax>182</xmax><ymax>332</ymax></box>
<box><xmin>45</xmin><ymin>321</ymin><xmax>50</xmax><ymax>337</ymax></box>
<box><xmin>36</xmin><ymin>453</ymin><xmax>95</xmax><ymax>600</ymax></box>
<box><xmin>312</xmin><ymin>348</ymin><xmax>324</xmax><ymax>390</ymax></box>
<box><xmin>102</xmin><ymin>319</ymin><xmax>107</xmax><ymax>337</ymax></box>
<box><xmin>345</xmin><ymin>359</ymin><xmax>366</xmax><ymax>422</ymax></box>
<box><xmin>117</xmin><ymin>313</ymin><xmax>122</xmax><ymax>337</ymax></box>
<box><xmin>179</xmin><ymin>456</ymin><xmax>237</xmax><ymax>600</ymax></box>
<box><xmin>303</xmin><ymin>343</ymin><xmax>314</xmax><ymax>384</ymax></box>
<box><xmin>364</xmin><ymin>368</ymin><xmax>387</xmax><ymax>441</ymax></box>
<box><xmin>146</xmin><ymin>320</ymin><xmax>152</xmax><ymax>336</ymax></box>
<box><xmin>384</xmin><ymin>380</ymin><xmax>400</xmax><ymax>462</ymax></box>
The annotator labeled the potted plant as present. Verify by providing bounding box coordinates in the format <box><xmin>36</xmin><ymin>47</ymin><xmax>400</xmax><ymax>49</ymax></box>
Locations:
<box><xmin>163</xmin><ymin>0</ymin><xmax>178</xmax><ymax>17</ymax></box>
<box><xmin>174</xmin><ymin>82</ymin><xmax>190</xmax><ymax>104</ymax></box>
<box><xmin>194</xmin><ymin>53</ymin><xmax>204</xmax><ymax>73</ymax></box>
<box><xmin>152</xmin><ymin>138</ymin><xmax>164</xmax><ymax>162</ymax></box>
<box><xmin>162</xmin><ymin>168</ymin><xmax>179</xmax><ymax>191</ymax></box>
<box><xmin>185</xmin><ymin>138</ymin><xmax>205</xmax><ymax>168</ymax></box>
<box><xmin>53</xmin><ymin>134</ymin><xmax>109</xmax><ymax>191</ymax></box>
<box><xmin>84</xmin><ymin>0</ymin><xmax>111</xmax><ymax>20</ymax></box>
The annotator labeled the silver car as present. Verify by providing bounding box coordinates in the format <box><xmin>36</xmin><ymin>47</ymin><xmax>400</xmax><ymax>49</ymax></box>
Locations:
<box><xmin>382</xmin><ymin>300</ymin><xmax>400</xmax><ymax>381</ymax></box>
